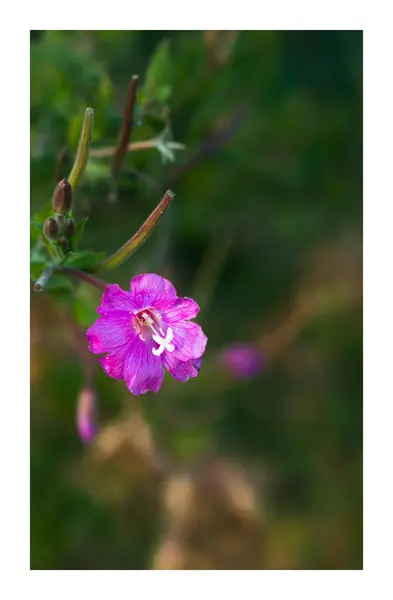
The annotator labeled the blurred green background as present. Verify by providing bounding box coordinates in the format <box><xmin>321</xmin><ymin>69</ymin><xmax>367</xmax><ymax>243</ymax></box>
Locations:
<box><xmin>30</xmin><ymin>30</ymin><xmax>362</xmax><ymax>570</ymax></box>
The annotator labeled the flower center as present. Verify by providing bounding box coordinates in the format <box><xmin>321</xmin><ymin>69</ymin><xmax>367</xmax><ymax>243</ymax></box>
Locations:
<box><xmin>133</xmin><ymin>309</ymin><xmax>174</xmax><ymax>357</ymax></box>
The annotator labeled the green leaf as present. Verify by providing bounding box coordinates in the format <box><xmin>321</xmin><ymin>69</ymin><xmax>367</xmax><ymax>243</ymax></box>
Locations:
<box><xmin>156</xmin><ymin>139</ymin><xmax>175</xmax><ymax>163</ymax></box>
<box><xmin>141</xmin><ymin>39</ymin><xmax>172</xmax><ymax>104</ymax></box>
<box><xmin>45</xmin><ymin>273</ymin><xmax>75</xmax><ymax>293</ymax></box>
<box><xmin>30</xmin><ymin>221</ymin><xmax>43</xmax><ymax>246</ymax></box>
<box><xmin>30</xmin><ymin>247</ymin><xmax>46</xmax><ymax>263</ymax></box>
<box><xmin>31</xmin><ymin>222</ymin><xmax>56</xmax><ymax>258</ymax></box>
<box><xmin>30</xmin><ymin>246</ymin><xmax>52</xmax><ymax>281</ymax></box>
<box><xmin>32</xmin><ymin>200</ymin><xmax>52</xmax><ymax>224</ymax></box>
<box><xmin>30</xmin><ymin>260</ymin><xmax>47</xmax><ymax>282</ymax></box>
<box><xmin>31</xmin><ymin>201</ymin><xmax>54</xmax><ymax>250</ymax></box>
<box><xmin>155</xmin><ymin>84</ymin><xmax>172</xmax><ymax>103</ymax></box>
<box><xmin>64</xmin><ymin>249</ymin><xmax>106</xmax><ymax>272</ymax></box>
<box><xmin>31</xmin><ymin>221</ymin><xmax>43</xmax><ymax>232</ymax></box>
<box><xmin>72</xmin><ymin>217</ymin><xmax>89</xmax><ymax>249</ymax></box>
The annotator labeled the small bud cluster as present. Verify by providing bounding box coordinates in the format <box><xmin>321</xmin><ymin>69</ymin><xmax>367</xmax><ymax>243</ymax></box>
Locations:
<box><xmin>43</xmin><ymin>177</ymin><xmax>76</xmax><ymax>255</ymax></box>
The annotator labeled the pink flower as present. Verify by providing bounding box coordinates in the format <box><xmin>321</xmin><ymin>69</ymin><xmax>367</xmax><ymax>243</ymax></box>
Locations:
<box><xmin>76</xmin><ymin>387</ymin><xmax>98</xmax><ymax>443</ymax></box>
<box><xmin>86</xmin><ymin>273</ymin><xmax>207</xmax><ymax>395</ymax></box>
<box><xmin>221</xmin><ymin>344</ymin><xmax>265</xmax><ymax>379</ymax></box>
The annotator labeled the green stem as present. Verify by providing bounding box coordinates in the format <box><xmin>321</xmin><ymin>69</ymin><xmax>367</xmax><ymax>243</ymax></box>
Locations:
<box><xmin>68</xmin><ymin>107</ymin><xmax>95</xmax><ymax>190</ymax></box>
<box><xmin>99</xmin><ymin>189</ymin><xmax>175</xmax><ymax>271</ymax></box>
<box><xmin>34</xmin><ymin>266</ymin><xmax>109</xmax><ymax>293</ymax></box>
<box><xmin>52</xmin><ymin>242</ymin><xmax>64</xmax><ymax>263</ymax></box>
<box><xmin>34</xmin><ymin>267</ymin><xmax>55</xmax><ymax>292</ymax></box>
<box><xmin>90</xmin><ymin>139</ymin><xmax>185</xmax><ymax>159</ymax></box>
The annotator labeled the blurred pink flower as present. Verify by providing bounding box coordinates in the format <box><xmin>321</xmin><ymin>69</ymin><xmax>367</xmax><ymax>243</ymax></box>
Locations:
<box><xmin>221</xmin><ymin>344</ymin><xmax>265</xmax><ymax>379</ymax></box>
<box><xmin>76</xmin><ymin>387</ymin><xmax>98</xmax><ymax>444</ymax></box>
<box><xmin>86</xmin><ymin>273</ymin><xmax>207</xmax><ymax>395</ymax></box>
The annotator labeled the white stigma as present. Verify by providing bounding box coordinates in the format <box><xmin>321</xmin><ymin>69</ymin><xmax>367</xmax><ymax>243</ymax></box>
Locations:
<box><xmin>141</xmin><ymin>312</ymin><xmax>175</xmax><ymax>356</ymax></box>
<box><xmin>152</xmin><ymin>327</ymin><xmax>174</xmax><ymax>356</ymax></box>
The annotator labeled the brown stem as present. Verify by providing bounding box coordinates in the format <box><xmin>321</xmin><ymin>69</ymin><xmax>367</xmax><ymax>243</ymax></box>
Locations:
<box><xmin>111</xmin><ymin>75</ymin><xmax>139</xmax><ymax>180</ymax></box>
<box><xmin>60</xmin><ymin>268</ymin><xmax>110</xmax><ymax>292</ymax></box>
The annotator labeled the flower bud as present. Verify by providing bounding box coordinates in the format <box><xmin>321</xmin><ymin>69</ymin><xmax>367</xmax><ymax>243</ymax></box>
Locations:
<box><xmin>43</xmin><ymin>217</ymin><xmax>60</xmax><ymax>241</ymax></box>
<box><xmin>52</xmin><ymin>177</ymin><xmax>73</xmax><ymax>214</ymax></box>
<box><xmin>64</xmin><ymin>218</ymin><xmax>75</xmax><ymax>239</ymax></box>
<box><xmin>221</xmin><ymin>344</ymin><xmax>266</xmax><ymax>380</ymax></box>
<box><xmin>58</xmin><ymin>236</ymin><xmax>69</xmax><ymax>253</ymax></box>
<box><xmin>77</xmin><ymin>387</ymin><xmax>98</xmax><ymax>443</ymax></box>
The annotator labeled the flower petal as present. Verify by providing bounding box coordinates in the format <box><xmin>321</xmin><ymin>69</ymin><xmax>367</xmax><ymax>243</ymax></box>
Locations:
<box><xmin>192</xmin><ymin>357</ymin><xmax>202</xmax><ymax>372</ymax></box>
<box><xmin>99</xmin><ymin>345</ymin><xmax>129</xmax><ymax>379</ymax></box>
<box><xmin>168</xmin><ymin>321</ymin><xmax>208</xmax><ymax>362</ymax></box>
<box><xmin>130</xmin><ymin>289</ymin><xmax>175</xmax><ymax>312</ymax></box>
<box><xmin>163</xmin><ymin>353</ymin><xmax>201</xmax><ymax>382</ymax></box>
<box><xmin>97</xmin><ymin>284</ymin><xmax>137</xmax><ymax>315</ymax></box>
<box><xmin>130</xmin><ymin>273</ymin><xmax>177</xmax><ymax>297</ymax></box>
<box><xmin>123</xmin><ymin>337</ymin><xmax>164</xmax><ymax>395</ymax></box>
<box><xmin>86</xmin><ymin>312</ymin><xmax>134</xmax><ymax>354</ymax></box>
<box><xmin>161</xmin><ymin>297</ymin><xmax>200</xmax><ymax>322</ymax></box>
<box><xmin>129</xmin><ymin>274</ymin><xmax>184</xmax><ymax>312</ymax></box>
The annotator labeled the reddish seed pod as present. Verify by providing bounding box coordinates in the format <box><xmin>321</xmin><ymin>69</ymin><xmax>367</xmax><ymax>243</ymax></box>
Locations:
<box><xmin>64</xmin><ymin>218</ymin><xmax>76</xmax><ymax>238</ymax></box>
<box><xmin>43</xmin><ymin>217</ymin><xmax>60</xmax><ymax>241</ymax></box>
<box><xmin>53</xmin><ymin>178</ymin><xmax>73</xmax><ymax>214</ymax></box>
